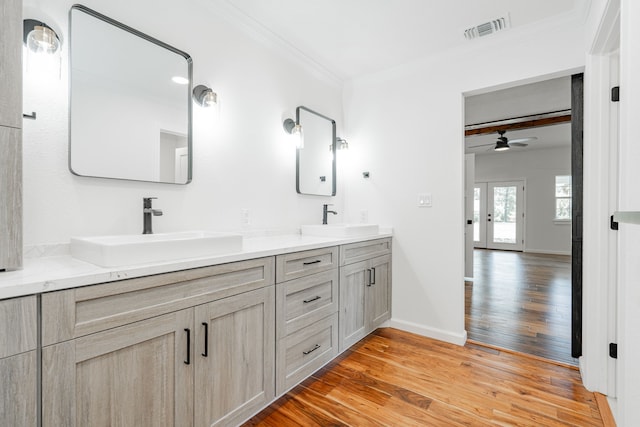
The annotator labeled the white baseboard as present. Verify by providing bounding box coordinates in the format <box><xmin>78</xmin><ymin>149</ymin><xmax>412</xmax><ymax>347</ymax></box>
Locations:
<box><xmin>388</xmin><ymin>318</ymin><xmax>467</xmax><ymax>346</ymax></box>
<box><xmin>524</xmin><ymin>249</ymin><xmax>571</xmax><ymax>256</ymax></box>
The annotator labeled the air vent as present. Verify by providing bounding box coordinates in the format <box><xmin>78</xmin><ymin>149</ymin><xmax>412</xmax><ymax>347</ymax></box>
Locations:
<box><xmin>464</xmin><ymin>15</ymin><xmax>510</xmax><ymax>40</ymax></box>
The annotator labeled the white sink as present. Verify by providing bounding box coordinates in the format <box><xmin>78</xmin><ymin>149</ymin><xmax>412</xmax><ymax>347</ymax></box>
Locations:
<box><xmin>300</xmin><ymin>223</ymin><xmax>379</xmax><ymax>238</ymax></box>
<box><xmin>70</xmin><ymin>231</ymin><xmax>243</xmax><ymax>267</ymax></box>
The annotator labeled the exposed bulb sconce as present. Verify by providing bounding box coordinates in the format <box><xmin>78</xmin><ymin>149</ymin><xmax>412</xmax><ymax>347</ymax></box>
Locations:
<box><xmin>193</xmin><ymin>84</ymin><xmax>218</xmax><ymax>107</ymax></box>
<box><xmin>283</xmin><ymin>118</ymin><xmax>304</xmax><ymax>148</ymax></box>
<box><xmin>337</xmin><ymin>138</ymin><xmax>349</xmax><ymax>150</ymax></box>
<box><xmin>23</xmin><ymin>19</ymin><xmax>61</xmax><ymax>55</ymax></box>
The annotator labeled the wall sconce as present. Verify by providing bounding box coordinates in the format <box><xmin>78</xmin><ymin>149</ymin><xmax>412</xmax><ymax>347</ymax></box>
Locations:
<box><xmin>193</xmin><ymin>84</ymin><xmax>218</xmax><ymax>107</ymax></box>
<box><xmin>337</xmin><ymin>138</ymin><xmax>349</xmax><ymax>150</ymax></box>
<box><xmin>23</xmin><ymin>19</ymin><xmax>61</xmax><ymax>55</ymax></box>
<box><xmin>283</xmin><ymin>118</ymin><xmax>304</xmax><ymax>148</ymax></box>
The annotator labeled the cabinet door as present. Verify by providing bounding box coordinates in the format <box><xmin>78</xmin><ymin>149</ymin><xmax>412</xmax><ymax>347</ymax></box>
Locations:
<box><xmin>367</xmin><ymin>254</ymin><xmax>391</xmax><ymax>329</ymax></box>
<box><xmin>0</xmin><ymin>351</ymin><xmax>37</xmax><ymax>426</ymax></box>
<box><xmin>42</xmin><ymin>310</ymin><xmax>194</xmax><ymax>427</ymax></box>
<box><xmin>0</xmin><ymin>0</ymin><xmax>22</xmax><ymax>128</ymax></box>
<box><xmin>339</xmin><ymin>260</ymin><xmax>368</xmax><ymax>352</ymax></box>
<box><xmin>194</xmin><ymin>286</ymin><xmax>275</xmax><ymax>427</ymax></box>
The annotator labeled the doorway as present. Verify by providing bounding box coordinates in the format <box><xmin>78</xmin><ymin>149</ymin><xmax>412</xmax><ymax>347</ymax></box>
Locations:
<box><xmin>474</xmin><ymin>181</ymin><xmax>525</xmax><ymax>251</ymax></box>
<box><xmin>463</xmin><ymin>75</ymin><xmax>581</xmax><ymax>366</ymax></box>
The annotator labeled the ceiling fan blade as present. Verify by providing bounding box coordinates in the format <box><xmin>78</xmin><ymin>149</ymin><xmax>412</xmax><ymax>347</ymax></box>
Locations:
<box><xmin>510</xmin><ymin>142</ymin><xmax>529</xmax><ymax>147</ymax></box>
<box><xmin>508</xmin><ymin>136</ymin><xmax>538</xmax><ymax>144</ymax></box>
<box><xmin>468</xmin><ymin>142</ymin><xmax>497</xmax><ymax>149</ymax></box>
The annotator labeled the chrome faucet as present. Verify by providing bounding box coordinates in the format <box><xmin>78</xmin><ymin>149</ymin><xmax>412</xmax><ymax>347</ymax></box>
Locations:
<box><xmin>143</xmin><ymin>197</ymin><xmax>163</xmax><ymax>234</ymax></box>
<box><xmin>322</xmin><ymin>204</ymin><xmax>337</xmax><ymax>225</ymax></box>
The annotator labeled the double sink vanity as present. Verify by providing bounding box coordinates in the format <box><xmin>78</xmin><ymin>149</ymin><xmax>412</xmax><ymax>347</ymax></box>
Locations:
<box><xmin>0</xmin><ymin>225</ymin><xmax>392</xmax><ymax>426</ymax></box>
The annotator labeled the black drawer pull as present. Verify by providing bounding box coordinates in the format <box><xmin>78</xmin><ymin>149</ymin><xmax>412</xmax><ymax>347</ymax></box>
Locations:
<box><xmin>371</xmin><ymin>267</ymin><xmax>376</xmax><ymax>285</ymax></box>
<box><xmin>303</xmin><ymin>344</ymin><xmax>321</xmax><ymax>355</ymax></box>
<box><xmin>366</xmin><ymin>269</ymin><xmax>372</xmax><ymax>286</ymax></box>
<box><xmin>303</xmin><ymin>296</ymin><xmax>321</xmax><ymax>304</ymax></box>
<box><xmin>303</xmin><ymin>259</ymin><xmax>322</xmax><ymax>266</ymax></box>
<box><xmin>184</xmin><ymin>328</ymin><xmax>191</xmax><ymax>365</ymax></box>
<box><xmin>201</xmin><ymin>322</ymin><xmax>208</xmax><ymax>357</ymax></box>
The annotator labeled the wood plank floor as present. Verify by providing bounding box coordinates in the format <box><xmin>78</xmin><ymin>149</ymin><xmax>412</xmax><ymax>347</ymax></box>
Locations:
<box><xmin>244</xmin><ymin>328</ymin><xmax>604</xmax><ymax>426</ymax></box>
<box><xmin>466</xmin><ymin>249</ymin><xmax>577</xmax><ymax>366</ymax></box>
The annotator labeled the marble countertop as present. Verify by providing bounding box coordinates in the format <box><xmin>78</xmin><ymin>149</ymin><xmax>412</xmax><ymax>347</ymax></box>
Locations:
<box><xmin>0</xmin><ymin>231</ymin><xmax>392</xmax><ymax>300</ymax></box>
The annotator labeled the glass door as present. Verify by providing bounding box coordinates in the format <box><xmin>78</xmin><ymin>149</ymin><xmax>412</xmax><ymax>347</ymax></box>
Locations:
<box><xmin>487</xmin><ymin>181</ymin><xmax>524</xmax><ymax>251</ymax></box>
<box><xmin>474</xmin><ymin>183</ymin><xmax>487</xmax><ymax>248</ymax></box>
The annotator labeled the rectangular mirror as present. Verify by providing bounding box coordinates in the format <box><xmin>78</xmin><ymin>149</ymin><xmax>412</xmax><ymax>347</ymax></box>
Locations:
<box><xmin>69</xmin><ymin>5</ymin><xmax>193</xmax><ymax>184</ymax></box>
<box><xmin>296</xmin><ymin>106</ymin><xmax>336</xmax><ymax>196</ymax></box>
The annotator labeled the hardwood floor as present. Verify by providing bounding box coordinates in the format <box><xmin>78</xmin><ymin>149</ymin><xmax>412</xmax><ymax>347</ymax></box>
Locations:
<box><xmin>244</xmin><ymin>328</ymin><xmax>605</xmax><ymax>426</ymax></box>
<box><xmin>466</xmin><ymin>249</ymin><xmax>577</xmax><ymax>366</ymax></box>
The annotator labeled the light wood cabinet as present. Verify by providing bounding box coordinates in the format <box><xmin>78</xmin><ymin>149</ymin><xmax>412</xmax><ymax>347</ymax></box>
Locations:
<box><xmin>42</xmin><ymin>310</ymin><xmax>194</xmax><ymax>427</ymax></box>
<box><xmin>194</xmin><ymin>286</ymin><xmax>275</xmax><ymax>427</ymax></box>
<box><xmin>275</xmin><ymin>248</ymin><xmax>339</xmax><ymax>395</ymax></box>
<box><xmin>41</xmin><ymin>258</ymin><xmax>276</xmax><ymax>427</ymax></box>
<box><xmin>339</xmin><ymin>239</ymin><xmax>392</xmax><ymax>352</ymax></box>
<box><xmin>0</xmin><ymin>0</ymin><xmax>22</xmax><ymax>270</ymax></box>
<box><xmin>0</xmin><ymin>296</ymin><xmax>37</xmax><ymax>427</ymax></box>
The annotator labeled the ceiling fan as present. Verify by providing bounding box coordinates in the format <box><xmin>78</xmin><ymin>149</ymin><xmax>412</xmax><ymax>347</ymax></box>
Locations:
<box><xmin>473</xmin><ymin>130</ymin><xmax>538</xmax><ymax>152</ymax></box>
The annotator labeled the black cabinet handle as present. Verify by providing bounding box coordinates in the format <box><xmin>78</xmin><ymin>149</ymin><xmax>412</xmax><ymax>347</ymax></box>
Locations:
<box><xmin>371</xmin><ymin>267</ymin><xmax>376</xmax><ymax>285</ymax></box>
<box><xmin>201</xmin><ymin>322</ymin><xmax>208</xmax><ymax>357</ymax></box>
<box><xmin>303</xmin><ymin>344</ymin><xmax>321</xmax><ymax>355</ymax></box>
<box><xmin>366</xmin><ymin>269</ymin><xmax>372</xmax><ymax>286</ymax></box>
<box><xmin>184</xmin><ymin>328</ymin><xmax>191</xmax><ymax>365</ymax></box>
<box><xmin>303</xmin><ymin>295</ymin><xmax>321</xmax><ymax>304</ymax></box>
<box><xmin>303</xmin><ymin>260</ymin><xmax>322</xmax><ymax>266</ymax></box>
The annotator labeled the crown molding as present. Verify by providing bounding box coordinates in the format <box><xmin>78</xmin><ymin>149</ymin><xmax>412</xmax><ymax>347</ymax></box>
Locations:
<box><xmin>193</xmin><ymin>0</ymin><xmax>343</xmax><ymax>87</ymax></box>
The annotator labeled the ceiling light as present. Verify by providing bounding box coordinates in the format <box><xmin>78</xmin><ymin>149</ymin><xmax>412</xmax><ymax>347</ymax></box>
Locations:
<box><xmin>494</xmin><ymin>142</ymin><xmax>510</xmax><ymax>151</ymax></box>
<box><xmin>23</xmin><ymin>19</ymin><xmax>60</xmax><ymax>55</ymax></box>
<box><xmin>172</xmin><ymin>76</ymin><xmax>189</xmax><ymax>85</ymax></box>
<box><xmin>192</xmin><ymin>84</ymin><xmax>217</xmax><ymax>107</ymax></box>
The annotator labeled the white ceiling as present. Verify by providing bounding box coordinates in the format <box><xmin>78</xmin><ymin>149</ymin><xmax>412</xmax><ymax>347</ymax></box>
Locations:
<box><xmin>464</xmin><ymin>76</ymin><xmax>572</xmax><ymax>155</ymax></box>
<box><xmin>220</xmin><ymin>0</ymin><xmax>585</xmax><ymax>81</ymax></box>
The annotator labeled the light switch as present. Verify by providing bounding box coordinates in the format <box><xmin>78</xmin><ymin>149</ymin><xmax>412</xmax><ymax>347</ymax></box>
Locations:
<box><xmin>418</xmin><ymin>193</ymin><xmax>432</xmax><ymax>207</ymax></box>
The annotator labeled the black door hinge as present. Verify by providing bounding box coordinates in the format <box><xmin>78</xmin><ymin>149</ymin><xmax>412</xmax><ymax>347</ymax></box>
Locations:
<box><xmin>612</xmin><ymin>86</ymin><xmax>620</xmax><ymax>102</ymax></box>
<box><xmin>609</xmin><ymin>343</ymin><xmax>618</xmax><ymax>359</ymax></box>
<box><xmin>610</xmin><ymin>215</ymin><xmax>619</xmax><ymax>230</ymax></box>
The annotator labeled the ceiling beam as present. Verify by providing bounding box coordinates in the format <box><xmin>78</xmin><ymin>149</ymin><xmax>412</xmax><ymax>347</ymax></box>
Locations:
<box><xmin>465</xmin><ymin>114</ymin><xmax>572</xmax><ymax>137</ymax></box>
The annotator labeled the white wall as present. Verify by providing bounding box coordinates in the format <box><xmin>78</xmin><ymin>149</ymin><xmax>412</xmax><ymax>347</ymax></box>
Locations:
<box><xmin>475</xmin><ymin>147</ymin><xmax>572</xmax><ymax>255</ymax></box>
<box><xmin>343</xmin><ymin>16</ymin><xmax>585</xmax><ymax>343</ymax></box>
<box><xmin>22</xmin><ymin>0</ymin><xmax>344</xmax><ymax>246</ymax></box>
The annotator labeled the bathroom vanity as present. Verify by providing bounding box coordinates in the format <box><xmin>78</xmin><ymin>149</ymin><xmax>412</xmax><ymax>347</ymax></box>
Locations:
<box><xmin>0</xmin><ymin>232</ymin><xmax>391</xmax><ymax>426</ymax></box>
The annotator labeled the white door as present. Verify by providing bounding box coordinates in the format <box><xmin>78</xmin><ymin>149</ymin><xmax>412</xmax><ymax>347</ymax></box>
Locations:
<box><xmin>174</xmin><ymin>147</ymin><xmax>189</xmax><ymax>184</ymax></box>
<box><xmin>487</xmin><ymin>181</ymin><xmax>524</xmax><ymax>251</ymax></box>
<box><xmin>474</xmin><ymin>183</ymin><xmax>488</xmax><ymax>248</ymax></box>
<box><xmin>465</xmin><ymin>154</ymin><xmax>475</xmax><ymax>278</ymax></box>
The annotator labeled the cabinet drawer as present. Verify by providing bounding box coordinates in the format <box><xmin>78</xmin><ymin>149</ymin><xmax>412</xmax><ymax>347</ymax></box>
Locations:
<box><xmin>276</xmin><ymin>246</ymin><xmax>338</xmax><ymax>282</ymax></box>
<box><xmin>42</xmin><ymin>257</ymin><xmax>274</xmax><ymax>345</ymax></box>
<box><xmin>277</xmin><ymin>313</ymin><xmax>338</xmax><ymax>395</ymax></box>
<box><xmin>340</xmin><ymin>238</ymin><xmax>391</xmax><ymax>266</ymax></box>
<box><xmin>0</xmin><ymin>296</ymin><xmax>37</xmax><ymax>358</ymax></box>
<box><xmin>276</xmin><ymin>269</ymin><xmax>338</xmax><ymax>338</ymax></box>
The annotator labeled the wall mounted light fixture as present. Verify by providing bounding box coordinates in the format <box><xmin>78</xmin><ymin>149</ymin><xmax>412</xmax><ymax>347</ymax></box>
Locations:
<box><xmin>283</xmin><ymin>118</ymin><xmax>304</xmax><ymax>148</ymax></box>
<box><xmin>193</xmin><ymin>84</ymin><xmax>217</xmax><ymax>107</ymax></box>
<box><xmin>23</xmin><ymin>19</ymin><xmax>61</xmax><ymax>55</ymax></box>
<box><xmin>336</xmin><ymin>137</ymin><xmax>349</xmax><ymax>150</ymax></box>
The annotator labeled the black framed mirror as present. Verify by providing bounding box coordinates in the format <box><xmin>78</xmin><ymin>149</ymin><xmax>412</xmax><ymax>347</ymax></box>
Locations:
<box><xmin>69</xmin><ymin>4</ymin><xmax>193</xmax><ymax>184</ymax></box>
<box><xmin>296</xmin><ymin>106</ymin><xmax>336</xmax><ymax>196</ymax></box>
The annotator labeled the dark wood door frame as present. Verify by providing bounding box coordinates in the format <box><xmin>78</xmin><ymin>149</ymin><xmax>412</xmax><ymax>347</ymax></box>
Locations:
<box><xmin>571</xmin><ymin>73</ymin><xmax>584</xmax><ymax>358</ymax></box>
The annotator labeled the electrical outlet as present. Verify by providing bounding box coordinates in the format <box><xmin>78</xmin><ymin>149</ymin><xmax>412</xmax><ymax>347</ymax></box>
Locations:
<box><xmin>240</xmin><ymin>209</ymin><xmax>250</xmax><ymax>226</ymax></box>
<box><xmin>418</xmin><ymin>193</ymin><xmax>432</xmax><ymax>207</ymax></box>
<box><xmin>360</xmin><ymin>209</ymin><xmax>369</xmax><ymax>223</ymax></box>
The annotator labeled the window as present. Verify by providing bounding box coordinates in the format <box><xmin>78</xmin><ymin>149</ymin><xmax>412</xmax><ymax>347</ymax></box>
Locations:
<box><xmin>555</xmin><ymin>175</ymin><xmax>572</xmax><ymax>220</ymax></box>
